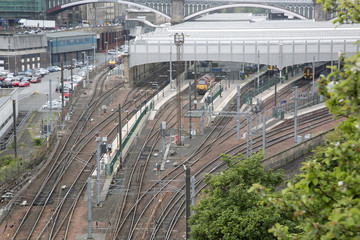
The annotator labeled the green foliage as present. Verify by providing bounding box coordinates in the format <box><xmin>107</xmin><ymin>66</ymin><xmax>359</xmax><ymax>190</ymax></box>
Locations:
<box><xmin>316</xmin><ymin>0</ymin><xmax>360</xmax><ymax>25</ymax></box>
<box><xmin>189</xmin><ymin>152</ymin><xmax>295</xmax><ymax>240</ymax></box>
<box><xmin>32</xmin><ymin>137</ymin><xmax>43</xmax><ymax>146</ymax></box>
<box><xmin>0</xmin><ymin>155</ymin><xmax>17</xmax><ymax>167</ymax></box>
<box><xmin>251</xmin><ymin>1</ymin><xmax>360</xmax><ymax>238</ymax></box>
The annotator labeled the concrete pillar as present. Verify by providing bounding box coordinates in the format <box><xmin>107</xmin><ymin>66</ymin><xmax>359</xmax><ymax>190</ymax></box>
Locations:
<box><xmin>314</xmin><ymin>3</ymin><xmax>328</xmax><ymax>21</ymax></box>
<box><xmin>171</xmin><ymin>0</ymin><xmax>184</xmax><ymax>24</ymax></box>
<box><xmin>123</xmin><ymin>55</ymin><xmax>130</xmax><ymax>87</ymax></box>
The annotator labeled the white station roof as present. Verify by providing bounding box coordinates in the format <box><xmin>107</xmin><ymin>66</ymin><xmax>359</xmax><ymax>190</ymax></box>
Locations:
<box><xmin>128</xmin><ymin>19</ymin><xmax>360</xmax><ymax>69</ymax></box>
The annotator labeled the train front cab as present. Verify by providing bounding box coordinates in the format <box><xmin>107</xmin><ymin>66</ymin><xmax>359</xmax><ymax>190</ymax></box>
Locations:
<box><xmin>196</xmin><ymin>79</ymin><xmax>208</xmax><ymax>95</ymax></box>
<box><xmin>303</xmin><ymin>66</ymin><xmax>313</xmax><ymax>80</ymax></box>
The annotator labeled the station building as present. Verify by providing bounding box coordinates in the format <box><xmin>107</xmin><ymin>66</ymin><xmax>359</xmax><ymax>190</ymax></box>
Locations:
<box><xmin>0</xmin><ymin>33</ymin><xmax>47</xmax><ymax>73</ymax></box>
<box><xmin>46</xmin><ymin>31</ymin><xmax>97</xmax><ymax>66</ymax></box>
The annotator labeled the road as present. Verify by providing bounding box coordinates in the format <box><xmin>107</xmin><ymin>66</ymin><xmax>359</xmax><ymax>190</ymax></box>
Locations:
<box><xmin>17</xmin><ymin>52</ymin><xmax>107</xmax><ymax>112</ymax></box>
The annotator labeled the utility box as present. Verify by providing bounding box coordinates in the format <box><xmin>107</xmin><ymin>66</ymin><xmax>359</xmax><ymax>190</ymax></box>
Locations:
<box><xmin>280</xmin><ymin>111</ymin><xmax>285</xmax><ymax>120</ymax></box>
<box><xmin>304</xmin><ymin>134</ymin><xmax>311</xmax><ymax>140</ymax></box>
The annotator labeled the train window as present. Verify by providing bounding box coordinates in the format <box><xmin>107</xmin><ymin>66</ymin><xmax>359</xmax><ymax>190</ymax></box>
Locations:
<box><xmin>198</xmin><ymin>80</ymin><xmax>206</xmax><ymax>85</ymax></box>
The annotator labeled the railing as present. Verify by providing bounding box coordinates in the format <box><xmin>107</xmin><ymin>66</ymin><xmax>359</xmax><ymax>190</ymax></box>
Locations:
<box><xmin>0</xmin><ymin>108</ymin><xmax>36</xmax><ymax>151</ymax></box>
<box><xmin>108</xmin><ymin>106</ymin><xmax>149</xmax><ymax>175</ymax></box>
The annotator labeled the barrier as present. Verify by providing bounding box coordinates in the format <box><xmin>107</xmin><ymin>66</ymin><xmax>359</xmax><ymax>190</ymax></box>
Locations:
<box><xmin>108</xmin><ymin>106</ymin><xmax>148</xmax><ymax>174</ymax></box>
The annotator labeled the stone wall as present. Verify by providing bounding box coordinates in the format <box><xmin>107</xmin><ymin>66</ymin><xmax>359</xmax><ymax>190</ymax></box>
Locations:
<box><xmin>262</xmin><ymin>130</ymin><xmax>332</xmax><ymax>171</ymax></box>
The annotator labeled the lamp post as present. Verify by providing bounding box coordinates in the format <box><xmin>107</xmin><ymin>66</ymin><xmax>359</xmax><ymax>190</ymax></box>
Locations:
<box><xmin>92</xmin><ymin>45</ymin><xmax>96</xmax><ymax>67</ymax></box>
<box><xmin>7</xmin><ymin>43</ymin><xmax>10</xmax><ymax>72</ymax></box>
<box><xmin>174</xmin><ymin>33</ymin><xmax>184</xmax><ymax>146</ymax></box>
<box><xmin>105</xmin><ymin>41</ymin><xmax>108</xmax><ymax>66</ymax></box>
<box><xmin>183</xmin><ymin>164</ymin><xmax>191</xmax><ymax>239</ymax></box>
<box><xmin>82</xmin><ymin>52</ymin><xmax>89</xmax><ymax>88</ymax></box>
<box><xmin>42</xmin><ymin>12</ymin><xmax>45</xmax><ymax>29</ymax></box>
<box><xmin>49</xmin><ymin>40</ymin><xmax>53</xmax><ymax>66</ymax></box>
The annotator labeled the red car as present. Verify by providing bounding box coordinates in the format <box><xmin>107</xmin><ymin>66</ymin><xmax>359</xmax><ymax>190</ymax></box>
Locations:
<box><xmin>11</xmin><ymin>80</ymin><xmax>20</xmax><ymax>87</ymax></box>
<box><xmin>63</xmin><ymin>88</ymin><xmax>70</xmax><ymax>98</ymax></box>
<box><xmin>19</xmin><ymin>81</ymin><xmax>30</xmax><ymax>87</ymax></box>
<box><xmin>30</xmin><ymin>77</ymin><xmax>41</xmax><ymax>83</ymax></box>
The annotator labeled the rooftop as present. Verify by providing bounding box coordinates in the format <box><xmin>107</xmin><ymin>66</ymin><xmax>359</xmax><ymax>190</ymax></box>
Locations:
<box><xmin>138</xmin><ymin>20</ymin><xmax>360</xmax><ymax>42</ymax></box>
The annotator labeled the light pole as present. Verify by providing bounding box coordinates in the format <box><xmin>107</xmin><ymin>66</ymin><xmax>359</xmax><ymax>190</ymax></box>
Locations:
<box><xmin>115</xmin><ymin>38</ymin><xmax>118</xmax><ymax>53</ymax></box>
<box><xmin>7</xmin><ymin>43</ymin><xmax>10</xmax><ymax>72</ymax></box>
<box><xmin>105</xmin><ymin>41</ymin><xmax>108</xmax><ymax>66</ymax></box>
<box><xmin>174</xmin><ymin>33</ymin><xmax>184</xmax><ymax>146</ymax></box>
<box><xmin>183</xmin><ymin>164</ymin><xmax>191</xmax><ymax>239</ymax></box>
<box><xmin>82</xmin><ymin>52</ymin><xmax>89</xmax><ymax>88</ymax></box>
<box><xmin>42</xmin><ymin>12</ymin><xmax>45</xmax><ymax>29</ymax></box>
<box><xmin>92</xmin><ymin>45</ymin><xmax>96</xmax><ymax>67</ymax></box>
<box><xmin>49</xmin><ymin>40</ymin><xmax>53</xmax><ymax>66</ymax></box>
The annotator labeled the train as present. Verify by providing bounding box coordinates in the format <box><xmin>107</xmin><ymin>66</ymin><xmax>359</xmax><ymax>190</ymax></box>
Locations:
<box><xmin>303</xmin><ymin>62</ymin><xmax>328</xmax><ymax>80</ymax></box>
<box><xmin>108</xmin><ymin>59</ymin><xmax>116</xmax><ymax>69</ymax></box>
<box><xmin>196</xmin><ymin>73</ymin><xmax>216</xmax><ymax>95</ymax></box>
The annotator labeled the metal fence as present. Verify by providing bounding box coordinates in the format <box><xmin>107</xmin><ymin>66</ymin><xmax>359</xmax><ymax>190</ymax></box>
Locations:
<box><xmin>0</xmin><ymin>157</ymin><xmax>30</xmax><ymax>185</ymax></box>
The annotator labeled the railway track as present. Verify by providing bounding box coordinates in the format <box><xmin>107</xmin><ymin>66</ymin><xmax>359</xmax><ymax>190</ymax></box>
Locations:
<box><xmin>106</xmin><ymin>75</ymin><xmax>338</xmax><ymax>239</ymax></box>
<box><xmin>9</xmin><ymin>67</ymin><xmax>128</xmax><ymax>239</ymax></box>
<box><xmin>1</xmin><ymin>62</ymin><xmax>176</xmax><ymax>239</ymax></box>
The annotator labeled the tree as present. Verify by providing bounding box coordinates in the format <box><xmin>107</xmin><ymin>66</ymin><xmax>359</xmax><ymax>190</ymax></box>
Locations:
<box><xmin>251</xmin><ymin>1</ymin><xmax>360</xmax><ymax>238</ymax></box>
<box><xmin>188</xmin><ymin>152</ymin><xmax>295</xmax><ymax>240</ymax></box>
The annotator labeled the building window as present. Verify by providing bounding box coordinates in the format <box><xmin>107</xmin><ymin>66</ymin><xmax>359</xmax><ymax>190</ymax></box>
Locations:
<box><xmin>37</xmin><ymin>63</ymin><xmax>40</xmax><ymax>68</ymax></box>
<box><xmin>27</xmin><ymin>58</ymin><xmax>30</xmax><ymax>62</ymax></box>
<box><xmin>0</xmin><ymin>60</ymin><xmax>3</xmax><ymax>64</ymax></box>
<box><xmin>21</xmin><ymin>59</ymin><xmax>24</xmax><ymax>63</ymax></box>
<box><xmin>27</xmin><ymin>64</ymin><xmax>30</xmax><ymax>70</ymax></box>
<box><xmin>22</xmin><ymin>65</ymin><xmax>25</xmax><ymax>71</ymax></box>
<box><xmin>37</xmin><ymin>57</ymin><xmax>40</xmax><ymax>61</ymax></box>
<box><xmin>32</xmin><ymin>63</ymin><xmax>35</xmax><ymax>69</ymax></box>
<box><xmin>32</xmin><ymin>57</ymin><xmax>35</xmax><ymax>62</ymax></box>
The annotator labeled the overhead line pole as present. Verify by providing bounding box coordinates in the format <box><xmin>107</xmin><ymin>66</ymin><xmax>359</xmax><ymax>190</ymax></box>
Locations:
<box><xmin>174</xmin><ymin>33</ymin><xmax>184</xmax><ymax>146</ymax></box>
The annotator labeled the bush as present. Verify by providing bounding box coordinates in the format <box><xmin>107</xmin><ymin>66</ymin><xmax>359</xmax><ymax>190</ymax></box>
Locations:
<box><xmin>0</xmin><ymin>155</ymin><xmax>17</xmax><ymax>167</ymax></box>
<box><xmin>32</xmin><ymin>137</ymin><xmax>43</xmax><ymax>146</ymax></box>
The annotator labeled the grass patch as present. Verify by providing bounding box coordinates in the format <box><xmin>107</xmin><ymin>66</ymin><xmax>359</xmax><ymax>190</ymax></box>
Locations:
<box><xmin>0</xmin><ymin>155</ymin><xmax>18</xmax><ymax>168</ymax></box>
<box><xmin>32</xmin><ymin>137</ymin><xmax>43</xmax><ymax>146</ymax></box>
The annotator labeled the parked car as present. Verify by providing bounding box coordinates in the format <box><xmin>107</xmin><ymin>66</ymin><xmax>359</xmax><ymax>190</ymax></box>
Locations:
<box><xmin>56</xmin><ymin>82</ymin><xmax>74</xmax><ymax>92</ymax></box>
<box><xmin>47</xmin><ymin>66</ymin><xmax>56</xmax><ymax>72</ymax></box>
<box><xmin>30</xmin><ymin>77</ymin><xmax>41</xmax><ymax>83</ymax></box>
<box><xmin>1</xmin><ymin>81</ymin><xmax>13</xmax><ymax>88</ymax></box>
<box><xmin>15</xmin><ymin>75</ymin><xmax>25</xmax><ymax>81</ymax></box>
<box><xmin>11</xmin><ymin>80</ymin><xmax>20</xmax><ymax>87</ymax></box>
<box><xmin>22</xmin><ymin>76</ymin><xmax>32</xmax><ymax>82</ymax></box>
<box><xmin>63</xmin><ymin>88</ymin><xmax>70</xmax><ymax>98</ymax></box>
<box><xmin>19</xmin><ymin>81</ymin><xmax>30</xmax><ymax>87</ymax></box>
<box><xmin>108</xmin><ymin>49</ymin><xmax>118</xmax><ymax>55</ymax></box>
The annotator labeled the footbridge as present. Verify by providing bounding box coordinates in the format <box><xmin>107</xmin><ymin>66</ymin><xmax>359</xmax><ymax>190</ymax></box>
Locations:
<box><xmin>127</xmin><ymin>20</ymin><xmax>360</xmax><ymax>70</ymax></box>
<box><xmin>46</xmin><ymin>0</ymin><xmax>315</xmax><ymax>20</ymax></box>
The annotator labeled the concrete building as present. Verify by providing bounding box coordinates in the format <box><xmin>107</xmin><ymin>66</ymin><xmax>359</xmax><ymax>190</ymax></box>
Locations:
<box><xmin>0</xmin><ymin>89</ymin><xmax>18</xmax><ymax>142</ymax></box>
<box><xmin>0</xmin><ymin>0</ymin><xmax>46</xmax><ymax>28</ymax></box>
<box><xmin>0</xmin><ymin>33</ymin><xmax>47</xmax><ymax>73</ymax></box>
<box><xmin>46</xmin><ymin>31</ymin><xmax>97</xmax><ymax>66</ymax></box>
<box><xmin>66</xmin><ymin>26</ymin><xmax>124</xmax><ymax>52</ymax></box>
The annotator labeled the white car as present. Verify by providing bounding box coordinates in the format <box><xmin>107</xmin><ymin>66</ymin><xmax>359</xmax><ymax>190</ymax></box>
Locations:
<box><xmin>108</xmin><ymin>49</ymin><xmax>118</xmax><ymax>55</ymax></box>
